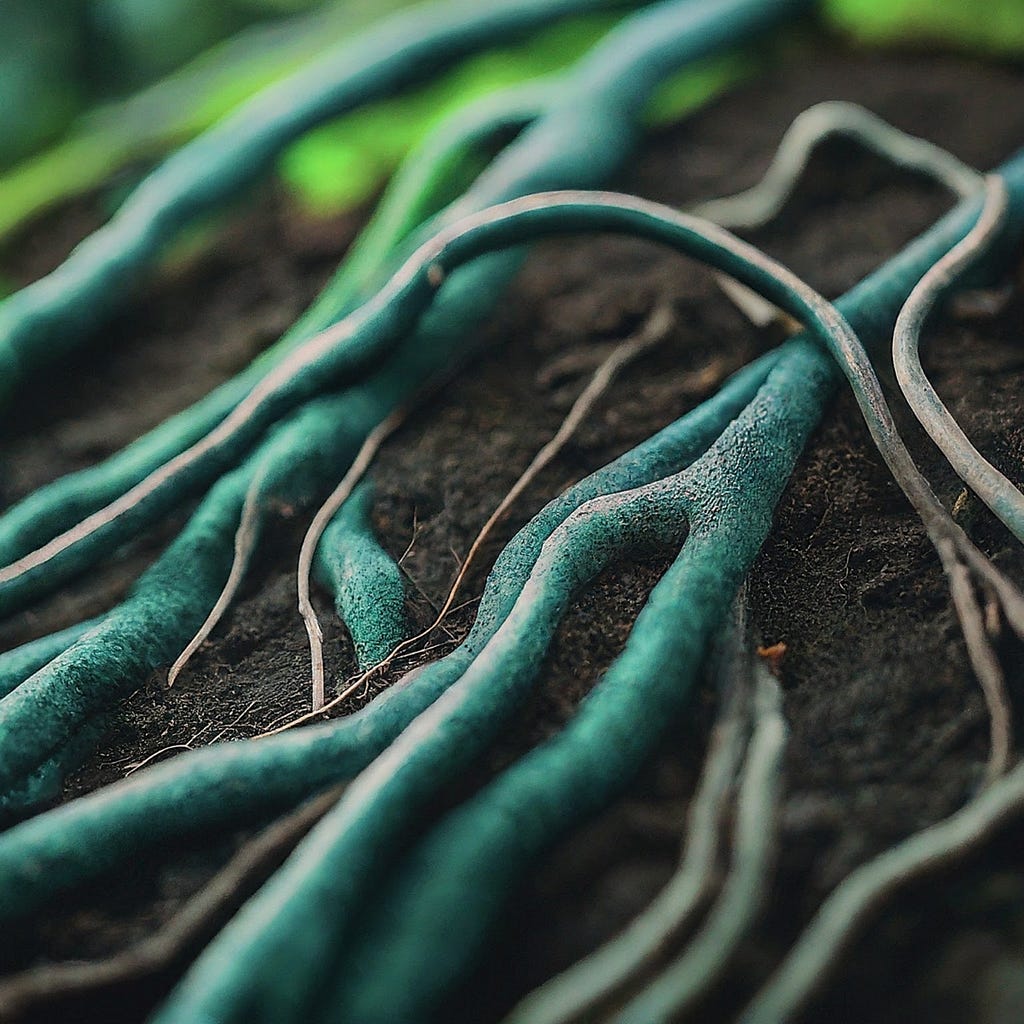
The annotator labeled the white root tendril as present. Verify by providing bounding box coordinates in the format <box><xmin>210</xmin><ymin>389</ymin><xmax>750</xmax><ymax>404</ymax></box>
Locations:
<box><xmin>691</xmin><ymin>100</ymin><xmax>983</xmax><ymax>231</ymax></box>
<box><xmin>893</xmin><ymin>175</ymin><xmax>1024</xmax><ymax>547</ymax></box>
<box><xmin>298</xmin><ymin>409</ymin><xmax>409</xmax><ymax>711</ymax></box>
<box><xmin>696</xmin><ymin>100</ymin><xmax>983</xmax><ymax>331</ymax></box>
<box><xmin>167</xmin><ymin>469</ymin><xmax>268</xmax><ymax>687</ymax></box>
<box><xmin>617</xmin><ymin>663</ymin><xmax>788</xmax><ymax>1024</ymax></box>
<box><xmin>742</xmin><ymin>758</ymin><xmax>1024</xmax><ymax>1024</ymax></box>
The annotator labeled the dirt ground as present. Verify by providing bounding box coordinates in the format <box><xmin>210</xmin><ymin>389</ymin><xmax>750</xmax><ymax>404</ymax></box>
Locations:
<box><xmin>1</xmin><ymin>38</ymin><xmax>1023</xmax><ymax>1024</ymax></box>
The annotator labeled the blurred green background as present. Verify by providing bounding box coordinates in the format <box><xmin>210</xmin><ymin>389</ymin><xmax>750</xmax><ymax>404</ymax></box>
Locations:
<box><xmin>0</xmin><ymin>0</ymin><xmax>1021</xmax><ymax>247</ymax></box>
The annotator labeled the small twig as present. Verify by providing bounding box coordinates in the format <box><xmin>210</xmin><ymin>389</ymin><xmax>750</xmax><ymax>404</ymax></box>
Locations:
<box><xmin>123</xmin><ymin>703</ymin><xmax>258</xmax><ymax>777</ymax></box>
<box><xmin>712</xmin><ymin>273</ymin><xmax>802</xmax><ymax>333</ymax></box>
<box><xmin>437</xmin><ymin>304</ymin><xmax>674</xmax><ymax>621</ymax></box>
<box><xmin>398</xmin><ymin>561</ymin><xmax>445</xmax><ymax>617</ymax></box>
<box><xmin>205</xmin><ymin>699</ymin><xmax>259</xmax><ymax>747</ymax></box>
<box><xmin>941</xmin><ymin>540</ymin><xmax>1013</xmax><ymax>781</ymax></box>
<box><xmin>447</xmin><ymin>596</ymin><xmax>481</xmax><ymax>618</ymax></box>
<box><xmin>123</xmin><ymin>744</ymin><xmax>194</xmax><ymax>778</ymax></box>
<box><xmin>535</xmin><ymin>346</ymin><xmax>614</xmax><ymax>389</ymax></box>
<box><xmin>257</xmin><ymin>637</ymin><xmax>457</xmax><ymax>740</ymax></box>
<box><xmin>397</xmin><ymin>509</ymin><xmax>421</xmax><ymax>566</ymax></box>
<box><xmin>0</xmin><ymin>784</ymin><xmax>345</xmax><ymax>1020</ymax></box>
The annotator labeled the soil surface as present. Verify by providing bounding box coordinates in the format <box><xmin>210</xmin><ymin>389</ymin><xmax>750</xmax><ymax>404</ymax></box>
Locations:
<box><xmin>1</xmin><ymin>38</ymin><xmax>1023</xmax><ymax>1024</ymax></box>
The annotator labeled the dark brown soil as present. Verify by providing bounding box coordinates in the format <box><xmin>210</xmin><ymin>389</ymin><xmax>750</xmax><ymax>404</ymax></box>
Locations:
<box><xmin>1</xmin><ymin>40</ymin><xmax>1023</xmax><ymax>1024</ymax></box>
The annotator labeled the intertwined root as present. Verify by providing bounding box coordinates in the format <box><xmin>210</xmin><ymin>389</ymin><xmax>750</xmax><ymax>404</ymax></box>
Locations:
<box><xmin>0</xmin><ymin>36</ymin><xmax>1021</xmax><ymax>1024</ymax></box>
<box><xmin>697</xmin><ymin>100</ymin><xmax>1024</xmax><ymax>779</ymax></box>
<box><xmin>506</xmin><ymin>596</ymin><xmax>786</xmax><ymax>1024</ymax></box>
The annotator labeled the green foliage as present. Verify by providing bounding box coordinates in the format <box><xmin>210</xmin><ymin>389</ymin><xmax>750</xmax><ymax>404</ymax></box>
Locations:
<box><xmin>276</xmin><ymin>16</ymin><xmax>750</xmax><ymax>216</ymax></box>
<box><xmin>0</xmin><ymin>0</ymin><xmax>414</xmax><ymax>239</ymax></box>
<box><xmin>0</xmin><ymin>2</ymin><xmax>82</xmax><ymax>168</ymax></box>
<box><xmin>1</xmin><ymin>0</ymin><xmax>1020</xmax><ymax>246</ymax></box>
<box><xmin>826</xmin><ymin>0</ymin><xmax>1024</xmax><ymax>55</ymax></box>
<box><xmin>277</xmin><ymin>13</ymin><xmax>622</xmax><ymax>213</ymax></box>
